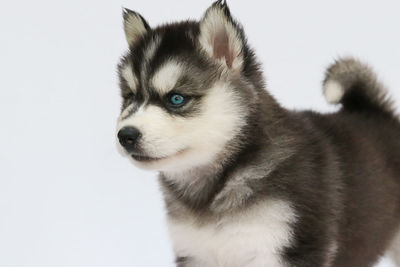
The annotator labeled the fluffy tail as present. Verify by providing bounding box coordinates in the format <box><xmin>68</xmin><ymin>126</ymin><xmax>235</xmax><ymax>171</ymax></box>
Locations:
<box><xmin>323</xmin><ymin>57</ymin><xmax>395</xmax><ymax>116</ymax></box>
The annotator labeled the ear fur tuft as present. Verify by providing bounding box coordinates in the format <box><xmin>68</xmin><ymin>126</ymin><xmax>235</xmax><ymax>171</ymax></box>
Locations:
<box><xmin>198</xmin><ymin>1</ymin><xmax>245</xmax><ymax>71</ymax></box>
<box><xmin>122</xmin><ymin>8</ymin><xmax>150</xmax><ymax>46</ymax></box>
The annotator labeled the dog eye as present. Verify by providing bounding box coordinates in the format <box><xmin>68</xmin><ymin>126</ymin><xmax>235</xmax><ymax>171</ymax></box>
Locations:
<box><xmin>169</xmin><ymin>93</ymin><xmax>185</xmax><ymax>106</ymax></box>
<box><xmin>125</xmin><ymin>91</ymin><xmax>135</xmax><ymax>99</ymax></box>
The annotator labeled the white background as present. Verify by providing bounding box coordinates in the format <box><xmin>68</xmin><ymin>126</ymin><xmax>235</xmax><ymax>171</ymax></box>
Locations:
<box><xmin>1</xmin><ymin>0</ymin><xmax>399</xmax><ymax>266</ymax></box>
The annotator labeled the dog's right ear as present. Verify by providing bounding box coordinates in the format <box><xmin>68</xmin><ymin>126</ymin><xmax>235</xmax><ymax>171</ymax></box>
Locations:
<box><xmin>122</xmin><ymin>8</ymin><xmax>151</xmax><ymax>46</ymax></box>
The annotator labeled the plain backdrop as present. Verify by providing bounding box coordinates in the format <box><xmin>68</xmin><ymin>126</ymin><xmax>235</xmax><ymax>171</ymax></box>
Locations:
<box><xmin>1</xmin><ymin>0</ymin><xmax>399</xmax><ymax>266</ymax></box>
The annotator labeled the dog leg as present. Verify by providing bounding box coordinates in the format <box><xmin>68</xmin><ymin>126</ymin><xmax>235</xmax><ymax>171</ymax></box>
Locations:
<box><xmin>387</xmin><ymin>229</ymin><xmax>400</xmax><ymax>266</ymax></box>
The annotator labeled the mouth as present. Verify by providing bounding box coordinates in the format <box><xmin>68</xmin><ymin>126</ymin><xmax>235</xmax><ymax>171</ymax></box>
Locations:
<box><xmin>130</xmin><ymin>149</ymin><xmax>187</xmax><ymax>163</ymax></box>
<box><xmin>130</xmin><ymin>153</ymin><xmax>164</xmax><ymax>162</ymax></box>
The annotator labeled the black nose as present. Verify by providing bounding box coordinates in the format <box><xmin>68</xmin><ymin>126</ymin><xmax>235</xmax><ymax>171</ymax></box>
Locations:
<box><xmin>118</xmin><ymin>127</ymin><xmax>141</xmax><ymax>151</ymax></box>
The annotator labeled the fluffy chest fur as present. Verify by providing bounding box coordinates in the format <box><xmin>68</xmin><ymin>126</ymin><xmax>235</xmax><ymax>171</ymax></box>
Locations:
<box><xmin>167</xmin><ymin>200</ymin><xmax>296</xmax><ymax>267</ymax></box>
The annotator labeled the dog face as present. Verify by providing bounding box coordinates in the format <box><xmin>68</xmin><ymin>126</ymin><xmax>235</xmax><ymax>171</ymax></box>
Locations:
<box><xmin>116</xmin><ymin>1</ymin><xmax>256</xmax><ymax>172</ymax></box>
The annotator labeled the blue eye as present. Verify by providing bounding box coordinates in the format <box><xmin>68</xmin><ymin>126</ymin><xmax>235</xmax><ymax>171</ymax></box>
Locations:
<box><xmin>169</xmin><ymin>94</ymin><xmax>185</xmax><ymax>106</ymax></box>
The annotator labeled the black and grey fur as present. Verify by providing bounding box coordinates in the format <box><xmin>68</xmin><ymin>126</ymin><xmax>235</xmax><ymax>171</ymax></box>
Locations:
<box><xmin>116</xmin><ymin>1</ymin><xmax>400</xmax><ymax>266</ymax></box>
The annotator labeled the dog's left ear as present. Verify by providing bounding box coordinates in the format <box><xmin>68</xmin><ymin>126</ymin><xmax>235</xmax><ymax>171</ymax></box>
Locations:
<box><xmin>199</xmin><ymin>1</ymin><xmax>245</xmax><ymax>72</ymax></box>
<box><xmin>122</xmin><ymin>8</ymin><xmax>151</xmax><ymax>46</ymax></box>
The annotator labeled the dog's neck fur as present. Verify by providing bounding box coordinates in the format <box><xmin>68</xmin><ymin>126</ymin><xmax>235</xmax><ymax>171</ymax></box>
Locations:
<box><xmin>159</xmin><ymin>89</ymin><xmax>297</xmax><ymax>219</ymax></box>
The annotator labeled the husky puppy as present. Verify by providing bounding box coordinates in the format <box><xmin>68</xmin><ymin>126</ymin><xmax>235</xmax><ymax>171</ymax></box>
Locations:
<box><xmin>116</xmin><ymin>1</ymin><xmax>400</xmax><ymax>266</ymax></box>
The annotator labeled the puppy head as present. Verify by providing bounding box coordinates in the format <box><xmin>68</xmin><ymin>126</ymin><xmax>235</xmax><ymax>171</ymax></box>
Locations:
<box><xmin>116</xmin><ymin>1</ymin><xmax>259</xmax><ymax>172</ymax></box>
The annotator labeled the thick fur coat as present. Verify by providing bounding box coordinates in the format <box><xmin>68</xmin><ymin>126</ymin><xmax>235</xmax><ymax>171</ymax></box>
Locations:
<box><xmin>116</xmin><ymin>1</ymin><xmax>400</xmax><ymax>266</ymax></box>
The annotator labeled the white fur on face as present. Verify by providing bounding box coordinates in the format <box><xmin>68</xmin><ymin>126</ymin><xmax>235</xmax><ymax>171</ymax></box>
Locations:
<box><xmin>167</xmin><ymin>199</ymin><xmax>296</xmax><ymax>267</ymax></box>
<box><xmin>120</xmin><ymin>103</ymin><xmax>135</xmax><ymax>119</ymax></box>
<box><xmin>117</xmin><ymin>81</ymin><xmax>247</xmax><ymax>172</ymax></box>
<box><xmin>151</xmin><ymin>61</ymin><xmax>183</xmax><ymax>94</ymax></box>
<box><xmin>199</xmin><ymin>6</ymin><xmax>243</xmax><ymax>72</ymax></box>
<box><xmin>323</xmin><ymin>80</ymin><xmax>345</xmax><ymax>104</ymax></box>
<box><xmin>121</xmin><ymin>63</ymin><xmax>137</xmax><ymax>93</ymax></box>
<box><xmin>140</xmin><ymin>36</ymin><xmax>161</xmax><ymax>85</ymax></box>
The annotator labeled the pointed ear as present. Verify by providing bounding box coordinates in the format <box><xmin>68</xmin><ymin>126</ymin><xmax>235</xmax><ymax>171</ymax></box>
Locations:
<box><xmin>198</xmin><ymin>1</ymin><xmax>245</xmax><ymax>72</ymax></box>
<box><xmin>122</xmin><ymin>8</ymin><xmax>150</xmax><ymax>46</ymax></box>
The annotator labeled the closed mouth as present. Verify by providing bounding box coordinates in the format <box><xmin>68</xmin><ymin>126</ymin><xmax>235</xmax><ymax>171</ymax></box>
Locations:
<box><xmin>130</xmin><ymin>149</ymin><xmax>187</xmax><ymax>162</ymax></box>
<box><xmin>131</xmin><ymin>154</ymin><xmax>164</xmax><ymax>162</ymax></box>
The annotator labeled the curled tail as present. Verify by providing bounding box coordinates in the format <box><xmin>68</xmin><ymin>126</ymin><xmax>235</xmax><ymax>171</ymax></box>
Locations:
<box><xmin>323</xmin><ymin>57</ymin><xmax>395</xmax><ymax>116</ymax></box>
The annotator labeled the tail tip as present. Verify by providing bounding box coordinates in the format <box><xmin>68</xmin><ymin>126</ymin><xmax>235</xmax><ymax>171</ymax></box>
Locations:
<box><xmin>323</xmin><ymin>79</ymin><xmax>345</xmax><ymax>104</ymax></box>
